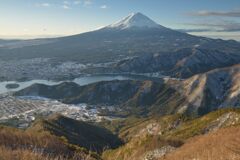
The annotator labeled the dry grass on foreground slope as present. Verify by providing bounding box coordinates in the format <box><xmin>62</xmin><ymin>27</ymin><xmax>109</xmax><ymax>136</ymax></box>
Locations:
<box><xmin>161</xmin><ymin>126</ymin><xmax>240</xmax><ymax>160</ymax></box>
<box><xmin>0</xmin><ymin>126</ymin><xmax>99</xmax><ymax>160</ymax></box>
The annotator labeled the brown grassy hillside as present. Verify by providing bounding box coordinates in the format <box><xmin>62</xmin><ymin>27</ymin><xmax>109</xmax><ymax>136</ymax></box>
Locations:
<box><xmin>0</xmin><ymin>125</ymin><xmax>99</xmax><ymax>160</ymax></box>
<box><xmin>102</xmin><ymin>109</ymin><xmax>240</xmax><ymax>160</ymax></box>
<box><xmin>161</xmin><ymin>126</ymin><xmax>240</xmax><ymax>160</ymax></box>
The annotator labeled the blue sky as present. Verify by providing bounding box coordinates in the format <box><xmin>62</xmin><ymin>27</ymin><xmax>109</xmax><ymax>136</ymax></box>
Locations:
<box><xmin>1</xmin><ymin>0</ymin><xmax>240</xmax><ymax>40</ymax></box>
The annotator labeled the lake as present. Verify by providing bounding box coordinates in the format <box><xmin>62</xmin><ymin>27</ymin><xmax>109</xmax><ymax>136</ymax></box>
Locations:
<box><xmin>0</xmin><ymin>74</ymin><xmax>162</xmax><ymax>94</ymax></box>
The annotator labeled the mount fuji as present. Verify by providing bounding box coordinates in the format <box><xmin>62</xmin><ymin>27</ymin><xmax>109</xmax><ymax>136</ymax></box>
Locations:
<box><xmin>1</xmin><ymin>12</ymin><xmax>240</xmax><ymax>78</ymax></box>
<box><xmin>104</xmin><ymin>12</ymin><xmax>164</xmax><ymax>30</ymax></box>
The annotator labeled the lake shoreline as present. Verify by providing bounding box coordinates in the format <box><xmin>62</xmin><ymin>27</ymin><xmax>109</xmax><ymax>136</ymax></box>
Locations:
<box><xmin>0</xmin><ymin>73</ymin><xmax>165</xmax><ymax>94</ymax></box>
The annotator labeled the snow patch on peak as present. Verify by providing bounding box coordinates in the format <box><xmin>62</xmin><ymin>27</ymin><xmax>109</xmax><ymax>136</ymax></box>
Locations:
<box><xmin>105</xmin><ymin>12</ymin><xmax>163</xmax><ymax>30</ymax></box>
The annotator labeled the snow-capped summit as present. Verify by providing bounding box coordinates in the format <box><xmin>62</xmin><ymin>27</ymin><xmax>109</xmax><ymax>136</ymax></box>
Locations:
<box><xmin>105</xmin><ymin>12</ymin><xmax>164</xmax><ymax>30</ymax></box>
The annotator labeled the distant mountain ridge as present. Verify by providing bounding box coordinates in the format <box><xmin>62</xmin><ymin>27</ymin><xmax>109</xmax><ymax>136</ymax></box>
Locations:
<box><xmin>113</xmin><ymin>47</ymin><xmax>240</xmax><ymax>78</ymax></box>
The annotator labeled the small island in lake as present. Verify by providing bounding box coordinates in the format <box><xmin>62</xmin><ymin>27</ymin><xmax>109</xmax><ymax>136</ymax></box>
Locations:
<box><xmin>5</xmin><ymin>83</ymin><xmax>20</xmax><ymax>89</ymax></box>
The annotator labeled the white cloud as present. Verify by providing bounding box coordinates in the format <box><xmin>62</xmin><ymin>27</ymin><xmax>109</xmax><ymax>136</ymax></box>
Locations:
<box><xmin>36</xmin><ymin>0</ymin><xmax>92</xmax><ymax>10</ymax></box>
<box><xmin>183</xmin><ymin>20</ymin><xmax>240</xmax><ymax>32</ymax></box>
<box><xmin>190</xmin><ymin>9</ymin><xmax>240</xmax><ymax>17</ymax></box>
<box><xmin>62</xmin><ymin>1</ymin><xmax>71</xmax><ymax>9</ymax></box>
<box><xmin>62</xmin><ymin>5</ymin><xmax>71</xmax><ymax>9</ymax></box>
<box><xmin>36</xmin><ymin>3</ymin><xmax>51</xmax><ymax>7</ymax></box>
<box><xmin>74</xmin><ymin>1</ymin><xmax>81</xmax><ymax>5</ymax></box>
<box><xmin>42</xmin><ymin>3</ymin><xmax>50</xmax><ymax>7</ymax></box>
<box><xmin>63</xmin><ymin>1</ymin><xmax>70</xmax><ymax>5</ymax></box>
<box><xmin>100</xmin><ymin>5</ymin><xmax>108</xmax><ymax>9</ymax></box>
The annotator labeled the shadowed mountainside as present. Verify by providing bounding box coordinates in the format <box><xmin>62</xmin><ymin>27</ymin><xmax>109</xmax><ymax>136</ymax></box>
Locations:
<box><xmin>30</xmin><ymin>115</ymin><xmax>122</xmax><ymax>153</ymax></box>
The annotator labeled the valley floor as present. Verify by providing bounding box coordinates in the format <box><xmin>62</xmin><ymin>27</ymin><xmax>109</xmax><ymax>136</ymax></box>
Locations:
<box><xmin>0</xmin><ymin>94</ymin><xmax>122</xmax><ymax>128</ymax></box>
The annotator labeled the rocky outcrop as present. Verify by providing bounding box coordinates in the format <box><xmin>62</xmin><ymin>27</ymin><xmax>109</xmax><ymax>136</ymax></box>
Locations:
<box><xmin>176</xmin><ymin>64</ymin><xmax>240</xmax><ymax>115</ymax></box>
